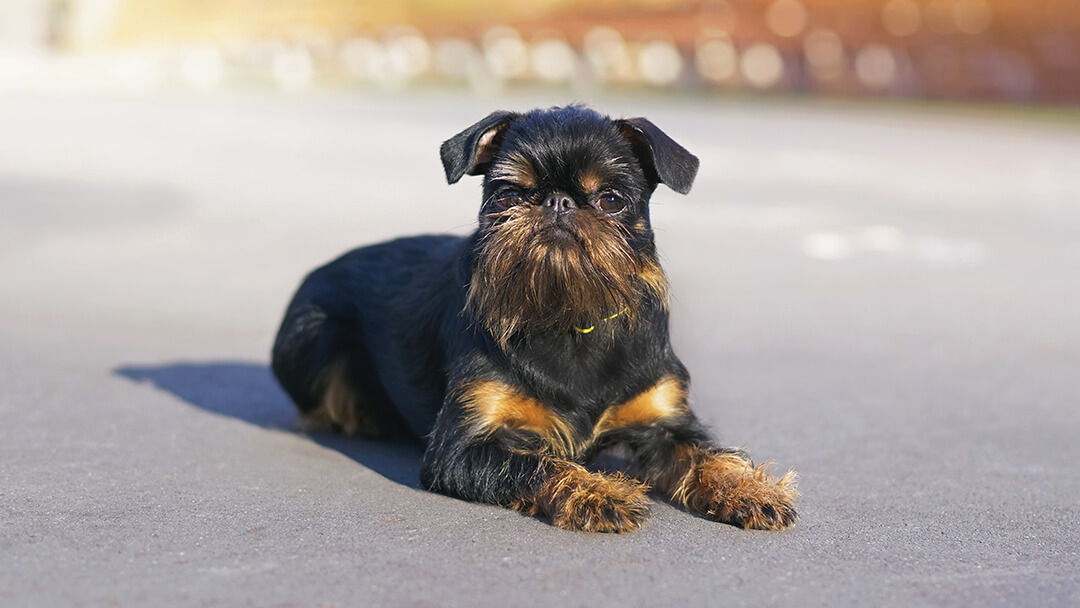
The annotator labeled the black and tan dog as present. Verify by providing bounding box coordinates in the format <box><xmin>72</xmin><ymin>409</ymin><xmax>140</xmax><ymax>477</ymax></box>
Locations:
<box><xmin>272</xmin><ymin>106</ymin><xmax>798</xmax><ymax>532</ymax></box>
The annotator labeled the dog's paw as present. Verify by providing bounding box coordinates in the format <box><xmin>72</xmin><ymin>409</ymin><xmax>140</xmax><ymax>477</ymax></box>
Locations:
<box><xmin>675</xmin><ymin>453</ymin><xmax>799</xmax><ymax>531</ymax></box>
<box><xmin>552</xmin><ymin>474</ymin><xmax>650</xmax><ymax>533</ymax></box>
<box><xmin>708</xmin><ymin>462</ymin><xmax>798</xmax><ymax>530</ymax></box>
<box><xmin>526</xmin><ymin>463</ymin><xmax>650</xmax><ymax>533</ymax></box>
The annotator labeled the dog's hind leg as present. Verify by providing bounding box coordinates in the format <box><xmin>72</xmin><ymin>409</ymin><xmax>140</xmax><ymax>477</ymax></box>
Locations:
<box><xmin>303</xmin><ymin>357</ymin><xmax>379</xmax><ymax>436</ymax></box>
<box><xmin>271</xmin><ymin>303</ymin><xmax>405</xmax><ymax>439</ymax></box>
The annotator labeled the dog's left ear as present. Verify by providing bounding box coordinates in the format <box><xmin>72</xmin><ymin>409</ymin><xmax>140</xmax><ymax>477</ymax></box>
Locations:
<box><xmin>615</xmin><ymin>118</ymin><xmax>699</xmax><ymax>195</ymax></box>
<box><xmin>440</xmin><ymin>111</ymin><xmax>520</xmax><ymax>184</ymax></box>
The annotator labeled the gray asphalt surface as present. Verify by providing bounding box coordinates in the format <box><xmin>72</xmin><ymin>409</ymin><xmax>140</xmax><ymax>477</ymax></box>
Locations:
<box><xmin>2</xmin><ymin>91</ymin><xmax>1079</xmax><ymax>607</ymax></box>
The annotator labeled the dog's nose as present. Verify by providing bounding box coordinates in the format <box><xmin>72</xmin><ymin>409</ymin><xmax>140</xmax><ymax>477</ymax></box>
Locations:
<box><xmin>541</xmin><ymin>192</ymin><xmax>577</xmax><ymax>214</ymax></box>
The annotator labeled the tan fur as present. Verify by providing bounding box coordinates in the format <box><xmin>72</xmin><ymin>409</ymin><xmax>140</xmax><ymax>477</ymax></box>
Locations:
<box><xmin>302</xmin><ymin>359</ymin><xmax>378</xmax><ymax>437</ymax></box>
<box><xmin>488</xmin><ymin>152</ymin><xmax>536</xmax><ymax>188</ymax></box>
<box><xmin>638</xmin><ymin>257</ymin><xmax>670</xmax><ymax>309</ymax></box>
<box><xmin>459</xmin><ymin>380</ymin><xmax>577</xmax><ymax>458</ymax></box>
<box><xmin>578</xmin><ymin>166</ymin><xmax>606</xmax><ymax>193</ymax></box>
<box><xmin>593</xmin><ymin>376</ymin><xmax>688</xmax><ymax>435</ymax></box>
<box><xmin>468</xmin><ymin>204</ymin><xmax>668</xmax><ymax>347</ymax></box>
<box><xmin>515</xmin><ymin>461</ymin><xmax>650</xmax><ymax>533</ymax></box>
<box><xmin>473</xmin><ymin>126</ymin><xmax>504</xmax><ymax>168</ymax></box>
<box><xmin>658</xmin><ymin>445</ymin><xmax>799</xmax><ymax>531</ymax></box>
<box><xmin>298</xmin><ymin>404</ymin><xmax>338</xmax><ymax>433</ymax></box>
<box><xmin>577</xmin><ymin>158</ymin><xmax>634</xmax><ymax>194</ymax></box>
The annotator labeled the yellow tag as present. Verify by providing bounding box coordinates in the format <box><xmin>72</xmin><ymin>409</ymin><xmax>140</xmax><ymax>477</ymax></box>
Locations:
<box><xmin>573</xmin><ymin>308</ymin><xmax>627</xmax><ymax>335</ymax></box>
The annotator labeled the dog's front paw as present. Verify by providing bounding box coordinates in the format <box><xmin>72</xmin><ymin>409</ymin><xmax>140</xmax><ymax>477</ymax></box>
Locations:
<box><xmin>675</xmin><ymin>452</ymin><xmax>799</xmax><ymax>531</ymax></box>
<box><xmin>523</xmin><ymin>462</ymin><xmax>650</xmax><ymax>533</ymax></box>
<box><xmin>709</xmin><ymin>462</ymin><xmax>798</xmax><ymax>530</ymax></box>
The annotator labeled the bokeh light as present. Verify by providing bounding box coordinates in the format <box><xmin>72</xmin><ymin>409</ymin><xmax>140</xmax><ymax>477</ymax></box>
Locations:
<box><xmin>804</xmin><ymin>28</ymin><xmax>845</xmax><ymax>81</ymax></box>
<box><xmin>741</xmin><ymin>43</ymin><xmax>785</xmax><ymax>89</ymax></box>
<box><xmin>855</xmin><ymin>44</ymin><xmax>898</xmax><ymax>90</ymax></box>
<box><xmin>696</xmin><ymin>35</ymin><xmax>739</xmax><ymax>82</ymax></box>
<box><xmin>483</xmin><ymin>26</ymin><xmax>529</xmax><ymax>80</ymax></box>
<box><xmin>953</xmin><ymin>0</ymin><xmax>994</xmax><ymax>36</ymax></box>
<box><xmin>583</xmin><ymin>26</ymin><xmax>632</xmax><ymax>83</ymax></box>
<box><xmin>766</xmin><ymin>0</ymin><xmax>809</xmax><ymax>39</ymax></box>
<box><xmin>531</xmin><ymin>36</ymin><xmax>577</xmax><ymax>83</ymax></box>
<box><xmin>433</xmin><ymin>38</ymin><xmax>480</xmax><ymax>80</ymax></box>
<box><xmin>0</xmin><ymin>0</ymin><xmax>1077</xmax><ymax>103</ymax></box>
<box><xmin>385</xmin><ymin>29</ymin><xmax>432</xmax><ymax>82</ymax></box>
<box><xmin>882</xmin><ymin>0</ymin><xmax>922</xmax><ymax>37</ymax></box>
<box><xmin>638</xmin><ymin>39</ymin><xmax>683</xmax><ymax>86</ymax></box>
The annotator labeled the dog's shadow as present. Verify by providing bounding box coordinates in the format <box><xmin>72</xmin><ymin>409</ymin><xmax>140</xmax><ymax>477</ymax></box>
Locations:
<box><xmin>114</xmin><ymin>362</ymin><xmax>424</xmax><ymax>489</ymax></box>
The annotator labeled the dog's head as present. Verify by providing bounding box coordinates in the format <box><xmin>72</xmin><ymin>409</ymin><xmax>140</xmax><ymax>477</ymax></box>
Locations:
<box><xmin>440</xmin><ymin>106</ymin><xmax>699</xmax><ymax>346</ymax></box>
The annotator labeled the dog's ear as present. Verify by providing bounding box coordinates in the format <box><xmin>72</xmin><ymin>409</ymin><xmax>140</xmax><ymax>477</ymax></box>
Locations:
<box><xmin>615</xmin><ymin>117</ymin><xmax>699</xmax><ymax>195</ymax></box>
<box><xmin>440</xmin><ymin>111</ymin><xmax>520</xmax><ymax>184</ymax></box>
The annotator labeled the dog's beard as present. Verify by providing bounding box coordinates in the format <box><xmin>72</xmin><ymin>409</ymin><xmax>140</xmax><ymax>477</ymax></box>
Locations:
<box><xmin>468</xmin><ymin>205</ymin><xmax>668</xmax><ymax>347</ymax></box>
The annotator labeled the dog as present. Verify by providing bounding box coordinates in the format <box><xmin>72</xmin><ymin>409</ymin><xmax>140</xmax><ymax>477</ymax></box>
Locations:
<box><xmin>271</xmin><ymin>106</ymin><xmax>798</xmax><ymax>532</ymax></box>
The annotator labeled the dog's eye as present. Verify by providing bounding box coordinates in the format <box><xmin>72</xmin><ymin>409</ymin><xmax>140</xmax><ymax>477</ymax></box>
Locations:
<box><xmin>497</xmin><ymin>189</ymin><xmax>525</xmax><ymax>206</ymax></box>
<box><xmin>596</xmin><ymin>192</ymin><xmax>626</xmax><ymax>214</ymax></box>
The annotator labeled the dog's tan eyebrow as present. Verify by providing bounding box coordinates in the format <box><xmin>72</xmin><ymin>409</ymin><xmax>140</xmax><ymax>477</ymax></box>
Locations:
<box><xmin>459</xmin><ymin>380</ymin><xmax>576</xmax><ymax>458</ymax></box>
<box><xmin>488</xmin><ymin>152</ymin><xmax>536</xmax><ymax>188</ymax></box>
<box><xmin>578</xmin><ymin>165</ymin><xmax>608</xmax><ymax>193</ymax></box>
<box><xmin>577</xmin><ymin>159</ymin><xmax>632</xmax><ymax>193</ymax></box>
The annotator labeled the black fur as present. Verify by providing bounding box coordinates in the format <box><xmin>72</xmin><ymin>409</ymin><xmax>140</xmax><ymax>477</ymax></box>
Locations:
<box><xmin>271</xmin><ymin>106</ymin><xmax>794</xmax><ymax>531</ymax></box>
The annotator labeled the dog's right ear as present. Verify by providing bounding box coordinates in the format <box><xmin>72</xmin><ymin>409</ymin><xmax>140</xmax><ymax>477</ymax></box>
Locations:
<box><xmin>440</xmin><ymin>111</ymin><xmax>520</xmax><ymax>184</ymax></box>
<box><xmin>615</xmin><ymin>117</ymin><xmax>699</xmax><ymax>195</ymax></box>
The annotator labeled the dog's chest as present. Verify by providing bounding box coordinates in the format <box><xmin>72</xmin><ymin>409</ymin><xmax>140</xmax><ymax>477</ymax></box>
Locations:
<box><xmin>507</xmin><ymin>331</ymin><xmax>664</xmax><ymax>414</ymax></box>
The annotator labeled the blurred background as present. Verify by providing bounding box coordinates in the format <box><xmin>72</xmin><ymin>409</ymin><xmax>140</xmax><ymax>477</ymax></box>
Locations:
<box><xmin>1</xmin><ymin>0</ymin><xmax>1079</xmax><ymax>351</ymax></box>
<box><xmin>2</xmin><ymin>0</ymin><xmax>1080</xmax><ymax>103</ymax></box>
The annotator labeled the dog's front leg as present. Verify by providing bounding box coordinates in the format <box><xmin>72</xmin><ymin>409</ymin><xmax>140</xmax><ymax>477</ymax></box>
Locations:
<box><xmin>647</xmin><ymin>439</ymin><xmax>798</xmax><ymax>531</ymax></box>
<box><xmin>420</xmin><ymin>380</ymin><xmax>649</xmax><ymax>532</ymax></box>
<box><xmin>592</xmin><ymin>376</ymin><xmax>799</xmax><ymax>530</ymax></box>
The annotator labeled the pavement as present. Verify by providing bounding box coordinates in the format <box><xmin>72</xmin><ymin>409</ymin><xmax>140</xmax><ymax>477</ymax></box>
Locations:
<box><xmin>2</xmin><ymin>90</ymin><xmax>1079</xmax><ymax>608</ymax></box>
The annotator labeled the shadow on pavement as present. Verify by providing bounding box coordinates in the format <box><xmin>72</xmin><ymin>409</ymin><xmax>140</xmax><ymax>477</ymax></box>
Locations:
<box><xmin>114</xmin><ymin>362</ymin><xmax>424</xmax><ymax>489</ymax></box>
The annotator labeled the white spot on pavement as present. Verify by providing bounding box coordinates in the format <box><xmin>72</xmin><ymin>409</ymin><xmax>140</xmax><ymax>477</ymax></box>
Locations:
<box><xmin>801</xmin><ymin>225</ymin><xmax>986</xmax><ymax>266</ymax></box>
<box><xmin>912</xmin><ymin>236</ymin><xmax>985</xmax><ymax>265</ymax></box>
<box><xmin>802</xmin><ymin>232</ymin><xmax>853</xmax><ymax>260</ymax></box>
<box><xmin>856</xmin><ymin>225</ymin><xmax>906</xmax><ymax>253</ymax></box>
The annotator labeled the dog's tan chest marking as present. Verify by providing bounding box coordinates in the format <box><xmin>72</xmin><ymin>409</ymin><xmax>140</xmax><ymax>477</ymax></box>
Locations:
<box><xmin>460</xmin><ymin>380</ymin><xmax>576</xmax><ymax>457</ymax></box>
<box><xmin>593</xmin><ymin>375</ymin><xmax>688</xmax><ymax>436</ymax></box>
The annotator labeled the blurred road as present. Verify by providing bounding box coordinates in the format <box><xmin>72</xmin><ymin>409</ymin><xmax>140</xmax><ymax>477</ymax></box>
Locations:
<box><xmin>2</xmin><ymin>91</ymin><xmax>1079</xmax><ymax>607</ymax></box>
